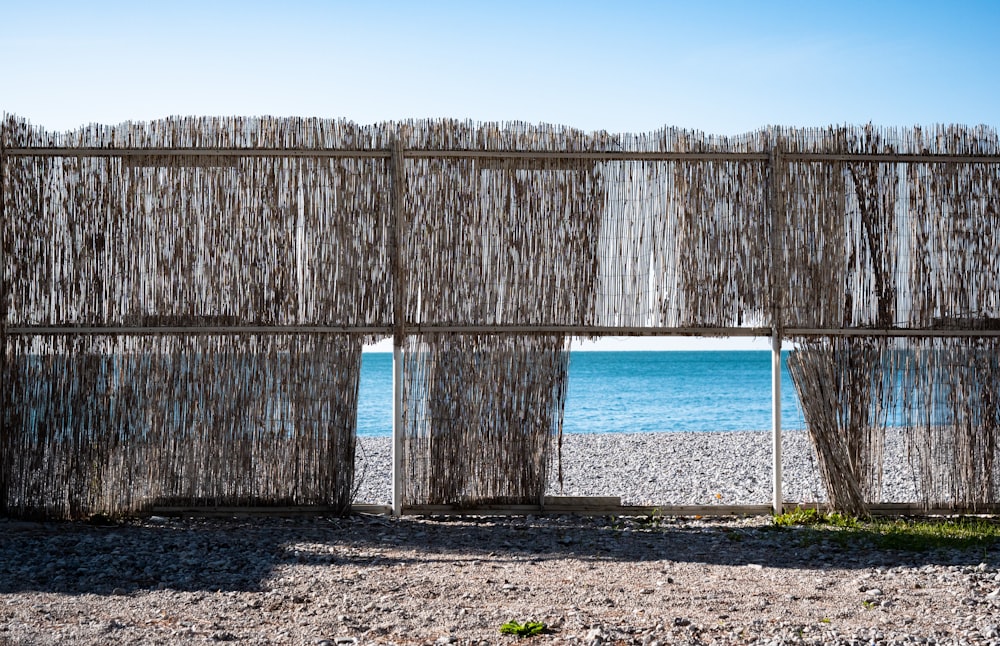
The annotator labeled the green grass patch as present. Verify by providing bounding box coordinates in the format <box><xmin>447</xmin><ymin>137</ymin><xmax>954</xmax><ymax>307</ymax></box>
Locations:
<box><xmin>772</xmin><ymin>508</ymin><xmax>1000</xmax><ymax>552</ymax></box>
<box><xmin>864</xmin><ymin>517</ymin><xmax>1000</xmax><ymax>552</ymax></box>
<box><xmin>500</xmin><ymin>620</ymin><xmax>547</xmax><ymax>637</ymax></box>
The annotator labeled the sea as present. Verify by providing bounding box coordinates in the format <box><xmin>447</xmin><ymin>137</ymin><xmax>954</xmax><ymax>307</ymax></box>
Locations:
<box><xmin>357</xmin><ymin>351</ymin><xmax>806</xmax><ymax>436</ymax></box>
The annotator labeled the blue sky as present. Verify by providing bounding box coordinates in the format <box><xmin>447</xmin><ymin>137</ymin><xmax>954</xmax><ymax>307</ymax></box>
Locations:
<box><xmin>3</xmin><ymin>0</ymin><xmax>999</xmax><ymax>350</ymax></box>
<box><xmin>5</xmin><ymin>1</ymin><xmax>999</xmax><ymax>134</ymax></box>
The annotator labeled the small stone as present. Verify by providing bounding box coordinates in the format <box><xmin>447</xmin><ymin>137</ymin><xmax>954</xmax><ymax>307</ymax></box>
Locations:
<box><xmin>673</xmin><ymin>617</ymin><xmax>690</xmax><ymax>627</ymax></box>
<box><xmin>333</xmin><ymin>638</ymin><xmax>357</xmax><ymax>645</ymax></box>
<box><xmin>865</xmin><ymin>588</ymin><xmax>884</xmax><ymax>597</ymax></box>
<box><xmin>435</xmin><ymin>636</ymin><xmax>456</xmax><ymax>645</ymax></box>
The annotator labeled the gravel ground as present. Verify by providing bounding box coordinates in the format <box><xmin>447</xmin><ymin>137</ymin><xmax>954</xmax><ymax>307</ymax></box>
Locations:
<box><xmin>2</xmin><ymin>431</ymin><xmax>996</xmax><ymax>646</ymax></box>
<box><xmin>2</xmin><ymin>514</ymin><xmax>999</xmax><ymax>645</ymax></box>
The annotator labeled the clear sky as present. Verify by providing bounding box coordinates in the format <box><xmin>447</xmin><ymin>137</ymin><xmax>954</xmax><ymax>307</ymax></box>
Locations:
<box><xmin>3</xmin><ymin>0</ymin><xmax>998</xmax><ymax>351</ymax></box>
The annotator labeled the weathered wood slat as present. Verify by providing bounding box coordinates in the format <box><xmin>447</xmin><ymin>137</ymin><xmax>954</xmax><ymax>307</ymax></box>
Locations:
<box><xmin>149</xmin><ymin>502</ymin><xmax>1000</xmax><ymax>518</ymax></box>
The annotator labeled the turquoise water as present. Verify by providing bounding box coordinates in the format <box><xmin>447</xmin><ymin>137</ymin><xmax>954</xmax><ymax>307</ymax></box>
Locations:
<box><xmin>357</xmin><ymin>350</ymin><xmax>805</xmax><ymax>436</ymax></box>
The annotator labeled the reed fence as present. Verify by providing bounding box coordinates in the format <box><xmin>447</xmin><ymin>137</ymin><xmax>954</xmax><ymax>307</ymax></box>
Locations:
<box><xmin>2</xmin><ymin>115</ymin><xmax>999</xmax><ymax>518</ymax></box>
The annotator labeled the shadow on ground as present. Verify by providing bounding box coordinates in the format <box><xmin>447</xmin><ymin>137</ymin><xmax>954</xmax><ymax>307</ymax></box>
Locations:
<box><xmin>1</xmin><ymin>514</ymin><xmax>997</xmax><ymax>596</ymax></box>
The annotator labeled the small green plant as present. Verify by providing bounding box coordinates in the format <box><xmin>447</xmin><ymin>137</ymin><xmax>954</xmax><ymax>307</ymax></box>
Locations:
<box><xmin>773</xmin><ymin>507</ymin><xmax>858</xmax><ymax>528</ymax></box>
<box><xmin>772</xmin><ymin>507</ymin><xmax>823</xmax><ymax>526</ymax></box>
<box><xmin>500</xmin><ymin>620</ymin><xmax>547</xmax><ymax>637</ymax></box>
<box><xmin>636</xmin><ymin>508</ymin><xmax>665</xmax><ymax>529</ymax></box>
<box><xmin>825</xmin><ymin>512</ymin><xmax>859</xmax><ymax>528</ymax></box>
<box><xmin>861</xmin><ymin>599</ymin><xmax>877</xmax><ymax>610</ymax></box>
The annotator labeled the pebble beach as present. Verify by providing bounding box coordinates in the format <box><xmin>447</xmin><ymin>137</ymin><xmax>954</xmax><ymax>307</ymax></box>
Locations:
<box><xmin>354</xmin><ymin>429</ymin><xmax>922</xmax><ymax>507</ymax></box>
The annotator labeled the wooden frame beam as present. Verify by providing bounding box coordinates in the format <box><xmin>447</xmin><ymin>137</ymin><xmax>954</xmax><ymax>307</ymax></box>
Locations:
<box><xmin>6</xmin><ymin>147</ymin><xmax>1000</xmax><ymax>164</ymax></box>
<box><xmin>145</xmin><ymin>501</ymin><xmax>1000</xmax><ymax>518</ymax></box>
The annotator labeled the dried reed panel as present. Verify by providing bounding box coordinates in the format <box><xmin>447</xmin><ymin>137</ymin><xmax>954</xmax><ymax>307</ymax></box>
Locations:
<box><xmin>396</xmin><ymin>122</ymin><xmax>604</xmax><ymax>507</ymax></box>
<box><xmin>1</xmin><ymin>115</ymin><xmax>384</xmax><ymax>519</ymax></box>
<box><xmin>395</xmin><ymin>119</ymin><xmax>621</xmax><ymax>153</ymax></box>
<box><xmin>590</xmin><ymin>130</ymin><xmax>771</xmax><ymax>329</ymax></box>
<box><xmin>779</xmin><ymin>159</ymin><xmax>849</xmax><ymax>326</ymax></box>
<box><xmin>780</xmin><ymin>125</ymin><xmax>999</xmax><ymax>511</ymax></box>
<box><xmin>892</xmin><ymin>338</ymin><xmax>1000</xmax><ymax>509</ymax></box>
<box><xmin>399</xmin><ymin>122</ymin><xmax>606</xmax><ymax>327</ymax></box>
<box><xmin>776</xmin><ymin>123</ymin><xmax>1000</xmax><ymax>331</ymax></box>
<box><xmin>787</xmin><ymin>338</ymin><xmax>892</xmax><ymax>517</ymax></box>
<box><xmin>300</xmin><ymin>156</ymin><xmax>393</xmax><ymax>328</ymax></box>
<box><xmin>401</xmin><ymin>334</ymin><xmax>567</xmax><ymax>506</ymax></box>
<box><xmin>590</xmin><ymin>160</ymin><xmax>680</xmax><ymax>327</ymax></box>
<box><xmin>673</xmin><ymin>159</ymin><xmax>770</xmax><ymax>327</ymax></box>
<box><xmin>397</xmin><ymin>121</ymin><xmax>777</xmax><ymax>331</ymax></box>
<box><xmin>779</xmin><ymin>126</ymin><xmax>901</xmax><ymax>329</ymax></box>
<box><xmin>1</xmin><ymin>333</ymin><xmax>361</xmax><ymax>519</ymax></box>
<box><xmin>791</xmin><ymin>336</ymin><xmax>1000</xmax><ymax>513</ymax></box>
<box><xmin>907</xmin><ymin>160</ymin><xmax>1000</xmax><ymax>328</ymax></box>
<box><xmin>1</xmin><ymin>115</ymin><xmax>392</xmax><ymax>328</ymax></box>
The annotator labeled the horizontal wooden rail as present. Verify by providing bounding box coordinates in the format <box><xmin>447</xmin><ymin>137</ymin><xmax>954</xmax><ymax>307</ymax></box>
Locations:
<box><xmin>3</xmin><ymin>325</ymin><xmax>393</xmax><ymax>335</ymax></box>
<box><xmin>7</xmin><ymin>324</ymin><xmax>1000</xmax><ymax>338</ymax></box>
<box><xmin>787</xmin><ymin>327</ymin><xmax>1000</xmax><ymax>338</ymax></box>
<box><xmin>783</xmin><ymin>152</ymin><xmax>1000</xmax><ymax>164</ymax></box>
<box><xmin>6</xmin><ymin>147</ymin><xmax>1000</xmax><ymax>164</ymax></box>
<box><xmin>407</xmin><ymin>324</ymin><xmax>770</xmax><ymax>336</ymax></box>
<box><xmin>3</xmin><ymin>147</ymin><xmax>391</xmax><ymax>159</ymax></box>
<box><xmin>146</xmin><ymin>500</ymin><xmax>1000</xmax><ymax>518</ymax></box>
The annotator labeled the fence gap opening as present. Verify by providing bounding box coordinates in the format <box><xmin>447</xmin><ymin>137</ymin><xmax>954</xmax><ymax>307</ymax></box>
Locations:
<box><xmin>353</xmin><ymin>344</ymin><xmax>394</xmax><ymax>506</ymax></box>
<box><xmin>551</xmin><ymin>336</ymin><xmax>817</xmax><ymax>510</ymax></box>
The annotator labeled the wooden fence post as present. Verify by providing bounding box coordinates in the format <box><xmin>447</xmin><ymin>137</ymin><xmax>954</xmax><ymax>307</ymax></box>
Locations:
<box><xmin>390</xmin><ymin>137</ymin><xmax>406</xmax><ymax>517</ymax></box>
<box><xmin>769</xmin><ymin>139</ymin><xmax>785</xmax><ymax>515</ymax></box>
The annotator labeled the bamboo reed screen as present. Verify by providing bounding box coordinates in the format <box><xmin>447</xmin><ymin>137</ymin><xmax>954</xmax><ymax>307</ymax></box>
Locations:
<box><xmin>789</xmin><ymin>337</ymin><xmax>1000</xmax><ymax>515</ymax></box>
<box><xmin>2</xmin><ymin>115</ymin><xmax>1000</xmax><ymax>517</ymax></box>
<box><xmin>2</xmin><ymin>334</ymin><xmax>360</xmax><ymax>518</ymax></box>
<box><xmin>1</xmin><ymin>116</ymin><xmax>389</xmax><ymax>518</ymax></box>
<box><xmin>401</xmin><ymin>334</ymin><xmax>567</xmax><ymax>506</ymax></box>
